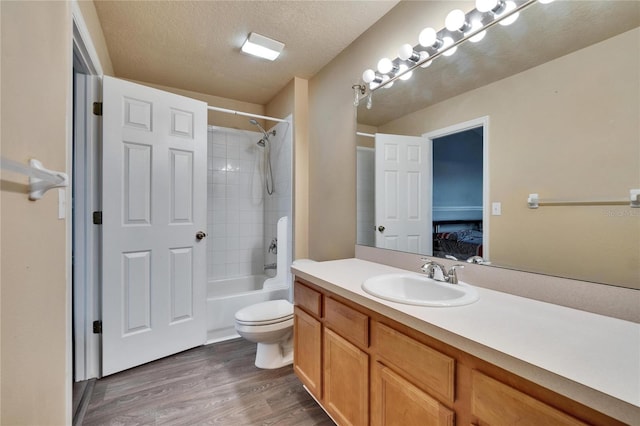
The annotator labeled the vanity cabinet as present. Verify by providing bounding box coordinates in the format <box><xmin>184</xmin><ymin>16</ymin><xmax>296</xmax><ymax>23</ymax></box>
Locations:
<box><xmin>293</xmin><ymin>306</ymin><xmax>322</xmax><ymax>398</ymax></box>
<box><xmin>324</xmin><ymin>328</ymin><xmax>369</xmax><ymax>425</ymax></box>
<box><xmin>372</xmin><ymin>362</ymin><xmax>454</xmax><ymax>426</ymax></box>
<box><xmin>470</xmin><ymin>370</ymin><xmax>587</xmax><ymax>426</ymax></box>
<box><xmin>293</xmin><ymin>278</ymin><xmax>623</xmax><ymax>426</ymax></box>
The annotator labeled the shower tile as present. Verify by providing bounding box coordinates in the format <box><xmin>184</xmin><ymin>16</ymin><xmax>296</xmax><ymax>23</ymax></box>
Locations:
<box><xmin>226</xmin><ymin>237</ymin><xmax>239</xmax><ymax>251</ymax></box>
<box><xmin>225</xmin><ymin>223</ymin><xmax>239</xmax><ymax>236</ymax></box>
<box><xmin>238</xmin><ymin>172</ymin><xmax>252</xmax><ymax>186</ymax></box>
<box><xmin>226</xmin><ymin>171</ymin><xmax>240</xmax><ymax>185</ymax></box>
<box><xmin>226</xmin><ymin>263</ymin><xmax>240</xmax><ymax>277</ymax></box>
<box><xmin>210</xmin><ymin>223</ymin><xmax>226</xmax><ymax>237</ymax></box>
<box><xmin>225</xmin><ymin>184</ymin><xmax>239</xmax><ymax>199</ymax></box>
<box><xmin>210</xmin><ymin>237</ymin><xmax>225</xmax><ymax>252</ymax></box>
<box><xmin>212</xmin><ymin>170</ymin><xmax>226</xmax><ymax>184</ymax></box>
<box><xmin>212</xmin><ymin>183</ymin><xmax>226</xmax><ymax>198</ymax></box>
<box><xmin>239</xmin><ymin>236</ymin><xmax>258</xmax><ymax>250</ymax></box>
<box><xmin>211</xmin><ymin>157</ymin><xmax>227</xmax><ymax>171</ymax></box>
<box><xmin>225</xmin><ymin>198</ymin><xmax>239</xmax><ymax>212</ymax></box>
<box><xmin>210</xmin><ymin>143</ymin><xmax>226</xmax><ymax>159</ymax></box>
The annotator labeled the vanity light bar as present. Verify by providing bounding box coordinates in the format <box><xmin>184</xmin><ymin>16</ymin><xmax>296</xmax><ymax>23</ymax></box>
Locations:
<box><xmin>358</xmin><ymin>0</ymin><xmax>545</xmax><ymax>100</ymax></box>
<box><xmin>527</xmin><ymin>190</ymin><xmax>640</xmax><ymax>209</ymax></box>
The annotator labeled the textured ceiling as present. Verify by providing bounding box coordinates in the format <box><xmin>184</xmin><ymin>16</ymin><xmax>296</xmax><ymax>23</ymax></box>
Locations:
<box><xmin>94</xmin><ymin>0</ymin><xmax>399</xmax><ymax>105</ymax></box>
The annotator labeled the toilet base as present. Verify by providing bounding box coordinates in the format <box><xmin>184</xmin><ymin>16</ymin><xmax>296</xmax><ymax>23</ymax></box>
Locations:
<box><xmin>255</xmin><ymin>336</ymin><xmax>293</xmax><ymax>369</ymax></box>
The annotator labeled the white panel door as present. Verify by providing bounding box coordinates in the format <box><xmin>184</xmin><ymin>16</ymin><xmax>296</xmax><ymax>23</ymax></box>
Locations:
<box><xmin>102</xmin><ymin>76</ymin><xmax>207</xmax><ymax>376</ymax></box>
<box><xmin>375</xmin><ymin>133</ymin><xmax>432</xmax><ymax>255</ymax></box>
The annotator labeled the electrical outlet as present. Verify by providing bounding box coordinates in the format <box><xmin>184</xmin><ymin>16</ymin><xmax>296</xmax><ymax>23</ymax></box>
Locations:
<box><xmin>492</xmin><ymin>202</ymin><xmax>502</xmax><ymax>216</ymax></box>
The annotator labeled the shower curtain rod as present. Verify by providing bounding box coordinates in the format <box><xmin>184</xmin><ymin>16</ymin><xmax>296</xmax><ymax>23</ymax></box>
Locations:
<box><xmin>207</xmin><ymin>105</ymin><xmax>288</xmax><ymax>123</ymax></box>
<box><xmin>356</xmin><ymin>132</ymin><xmax>375</xmax><ymax>138</ymax></box>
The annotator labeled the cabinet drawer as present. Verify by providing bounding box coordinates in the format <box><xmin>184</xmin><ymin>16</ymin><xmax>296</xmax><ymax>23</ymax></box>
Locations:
<box><xmin>471</xmin><ymin>370</ymin><xmax>587</xmax><ymax>425</ymax></box>
<box><xmin>294</xmin><ymin>281</ymin><xmax>322</xmax><ymax>317</ymax></box>
<box><xmin>325</xmin><ymin>297</ymin><xmax>369</xmax><ymax>348</ymax></box>
<box><xmin>374</xmin><ymin>322</ymin><xmax>455</xmax><ymax>404</ymax></box>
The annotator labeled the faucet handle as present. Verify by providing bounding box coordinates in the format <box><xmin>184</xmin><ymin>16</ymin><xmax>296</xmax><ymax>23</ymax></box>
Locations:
<box><xmin>447</xmin><ymin>264</ymin><xmax>465</xmax><ymax>284</ymax></box>
<box><xmin>420</xmin><ymin>258</ymin><xmax>434</xmax><ymax>274</ymax></box>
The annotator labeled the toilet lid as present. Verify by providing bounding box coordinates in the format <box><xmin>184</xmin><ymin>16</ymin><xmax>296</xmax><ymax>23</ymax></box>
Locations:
<box><xmin>235</xmin><ymin>300</ymin><xmax>293</xmax><ymax>326</ymax></box>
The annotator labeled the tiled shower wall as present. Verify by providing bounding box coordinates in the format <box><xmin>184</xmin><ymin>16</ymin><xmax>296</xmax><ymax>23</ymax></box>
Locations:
<box><xmin>207</xmin><ymin>122</ymin><xmax>292</xmax><ymax>281</ymax></box>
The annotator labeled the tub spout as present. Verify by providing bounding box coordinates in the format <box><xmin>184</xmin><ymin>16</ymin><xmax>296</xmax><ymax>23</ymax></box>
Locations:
<box><xmin>264</xmin><ymin>263</ymin><xmax>277</xmax><ymax>270</ymax></box>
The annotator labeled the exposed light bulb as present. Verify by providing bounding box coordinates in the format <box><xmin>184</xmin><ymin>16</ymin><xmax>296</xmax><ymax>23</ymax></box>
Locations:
<box><xmin>499</xmin><ymin>1</ymin><xmax>519</xmax><ymax>26</ymax></box>
<box><xmin>362</xmin><ymin>69</ymin><xmax>376</xmax><ymax>84</ymax></box>
<box><xmin>475</xmin><ymin>0</ymin><xmax>500</xmax><ymax>13</ymax></box>
<box><xmin>382</xmin><ymin>75</ymin><xmax>394</xmax><ymax>88</ymax></box>
<box><xmin>398</xmin><ymin>44</ymin><xmax>417</xmax><ymax>61</ymax></box>
<box><xmin>418</xmin><ymin>51</ymin><xmax>432</xmax><ymax>68</ymax></box>
<box><xmin>441</xmin><ymin>37</ymin><xmax>457</xmax><ymax>56</ymax></box>
<box><xmin>369</xmin><ymin>81</ymin><xmax>380</xmax><ymax>90</ymax></box>
<box><xmin>468</xmin><ymin>20</ymin><xmax>486</xmax><ymax>42</ymax></box>
<box><xmin>377</xmin><ymin>57</ymin><xmax>394</xmax><ymax>74</ymax></box>
<box><xmin>445</xmin><ymin>9</ymin><xmax>469</xmax><ymax>32</ymax></box>
<box><xmin>418</xmin><ymin>27</ymin><xmax>441</xmax><ymax>48</ymax></box>
<box><xmin>398</xmin><ymin>64</ymin><xmax>413</xmax><ymax>81</ymax></box>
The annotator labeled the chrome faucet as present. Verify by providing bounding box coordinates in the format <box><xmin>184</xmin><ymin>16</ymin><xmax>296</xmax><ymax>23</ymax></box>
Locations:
<box><xmin>268</xmin><ymin>238</ymin><xmax>278</xmax><ymax>254</ymax></box>
<box><xmin>420</xmin><ymin>258</ymin><xmax>464</xmax><ymax>285</ymax></box>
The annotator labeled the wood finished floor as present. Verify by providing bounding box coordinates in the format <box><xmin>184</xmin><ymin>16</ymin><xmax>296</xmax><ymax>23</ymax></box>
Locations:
<box><xmin>81</xmin><ymin>338</ymin><xmax>334</xmax><ymax>425</ymax></box>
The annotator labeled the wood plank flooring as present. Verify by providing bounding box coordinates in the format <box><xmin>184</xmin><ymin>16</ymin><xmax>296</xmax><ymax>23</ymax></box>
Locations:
<box><xmin>80</xmin><ymin>338</ymin><xmax>334</xmax><ymax>425</ymax></box>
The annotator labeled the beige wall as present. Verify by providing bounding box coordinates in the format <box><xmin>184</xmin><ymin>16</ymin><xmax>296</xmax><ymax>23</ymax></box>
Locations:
<box><xmin>307</xmin><ymin>1</ymin><xmax>472</xmax><ymax>261</ymax></box>
<box><xmin>1</xmin><ymin>1</ymin><xmax>72</xmax><ymax>424</ymax></box>
<box><xmin>266</xmin><ymin>77</ymin><xmax>311</xmax><ymax>260</ymax></box>
<box><xmin>379</xmin><ymin>28</ymin><xmax>640</xmax><ymax>287</ymax></box>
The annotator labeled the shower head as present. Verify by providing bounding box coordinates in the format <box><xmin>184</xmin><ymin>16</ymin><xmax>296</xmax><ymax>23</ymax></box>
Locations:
<box><xmin>257</xmin><ymin>139</ymin><xmax>266</xmax><ymax>147</ymax></box>
<box><xmin>249</xmin><ymin>119</ymin><xmax>276</xmax><ymax>140</ymax></box>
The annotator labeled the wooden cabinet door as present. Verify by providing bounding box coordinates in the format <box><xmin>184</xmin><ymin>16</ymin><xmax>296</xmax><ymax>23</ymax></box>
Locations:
<box><xmin>471</xmin><ymin>370</ymin><xmax>587</xmax><ymax>426</ymax></box>
<box><xmin>324</xmin><ymin>328</ymin><xmax>369</xmax><ymax>426</ymax></box>
<box><xmin>372</xmin><ymin>362</ymin><xmax>454</xmax><ymax>426</ymax></box>
<box><xmin>293</xmin><ymin>306</ymin><xmax>322</xmax><ymax>398</ymax></box>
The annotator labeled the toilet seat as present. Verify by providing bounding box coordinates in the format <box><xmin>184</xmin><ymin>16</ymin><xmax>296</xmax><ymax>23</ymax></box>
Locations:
<box><xmin>235</xmin><ymin>299</ymin><xmax>293</xmax><ymax>326</ymax></box>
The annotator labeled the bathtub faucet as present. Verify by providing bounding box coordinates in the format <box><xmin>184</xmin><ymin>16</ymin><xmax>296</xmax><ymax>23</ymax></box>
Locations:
<box><xmin>264</xmin><ymin>263</ymin><xmax>277</xmax><ymax>270</ymax></box>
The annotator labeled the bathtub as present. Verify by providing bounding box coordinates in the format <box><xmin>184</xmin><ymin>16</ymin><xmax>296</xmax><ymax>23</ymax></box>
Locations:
<box><xmin>206</xmin><ymin>275</ymin><xmax>289</xmax><ymax>344</ymax></box>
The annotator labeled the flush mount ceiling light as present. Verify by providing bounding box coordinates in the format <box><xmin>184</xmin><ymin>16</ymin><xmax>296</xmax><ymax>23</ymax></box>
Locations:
<box><xmin>241</xmin><ymin>32</ymin><xmax>284</xmax><ymax>61</ymax></box>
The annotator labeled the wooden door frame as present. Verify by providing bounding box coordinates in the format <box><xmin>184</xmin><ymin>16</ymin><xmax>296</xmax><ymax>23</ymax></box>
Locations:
<box><xmin>71</xmin><ymin>1</ymin><xmax>104</xmax><ymax>381</ymax></box>
<box><xmin>423</xmin><ymin>116</ymin><xmax>490</xmax><ymax>261</ymax></box>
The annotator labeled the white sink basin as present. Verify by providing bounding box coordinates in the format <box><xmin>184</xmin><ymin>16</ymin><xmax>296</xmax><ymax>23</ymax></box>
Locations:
<box><xmin>362</xmin><ymin>273</ymin><xmax>479</xmax><ymax>307</ymax></box>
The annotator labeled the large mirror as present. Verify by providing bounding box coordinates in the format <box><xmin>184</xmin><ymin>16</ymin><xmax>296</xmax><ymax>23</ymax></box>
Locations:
<box><xmin>356</xmin><ymin>0</ymin><xmax>640</xmax><ymax>289</ymax></box>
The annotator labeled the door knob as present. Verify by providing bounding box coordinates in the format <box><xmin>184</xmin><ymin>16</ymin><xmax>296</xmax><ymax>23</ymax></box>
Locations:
<box><xmin>378</xmin><ymin>226</ymin><xmax>385</xmax><ymax>232</ymax></box>
<box><xmin>195</xmin><ymin>231</ymin><xmax>207</xmax><ymax>240</ymax></box>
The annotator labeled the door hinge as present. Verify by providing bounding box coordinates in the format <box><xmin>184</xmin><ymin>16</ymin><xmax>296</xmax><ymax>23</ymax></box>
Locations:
<box><xmin>93</xmin><ymin>320</ymin><xmax>102</xmax><ymax>334</ymax></box>
<box><xmin>93</xmin><ymin>211</ymin><xmax>102</xmax><ymax>225</ymax></box>
<box><xmin>93</xmin><ymin>102</ymin><xmax>103</xmax><ymax>116</ymax></box>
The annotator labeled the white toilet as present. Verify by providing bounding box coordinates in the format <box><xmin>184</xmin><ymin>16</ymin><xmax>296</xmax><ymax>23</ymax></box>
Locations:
<box><xmin>234</xmin><ymin>299</ymin><xmax>294</xmax><ymax>369</ymax></box>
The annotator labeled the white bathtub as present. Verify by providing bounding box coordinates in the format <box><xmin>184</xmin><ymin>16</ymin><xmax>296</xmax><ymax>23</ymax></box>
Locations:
<box><xmin>206</xmin><ymin>275</ymin><xmax>289</xmax><ymax>344</ymax></box>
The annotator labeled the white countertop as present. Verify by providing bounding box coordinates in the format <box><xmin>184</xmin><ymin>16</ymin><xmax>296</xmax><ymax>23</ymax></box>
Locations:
<box><xmin>292</xmin><ymin>258</ymin><xmax>640</xmax><ymax>424</ymax></box>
